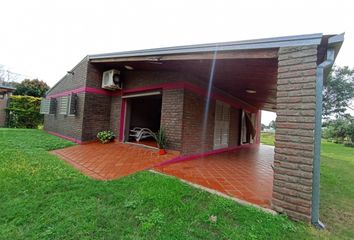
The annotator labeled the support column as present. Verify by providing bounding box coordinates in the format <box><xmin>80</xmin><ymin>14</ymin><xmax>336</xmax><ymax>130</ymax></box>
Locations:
<box><xmin>161</xmin><ymin>89</ymin><xmax>184</xmax><ymax>151</ymax></box>
<box><xmin>272</xmin><ymin>45</ymin><xmax>318</xmax><ymax>222</ymax></box>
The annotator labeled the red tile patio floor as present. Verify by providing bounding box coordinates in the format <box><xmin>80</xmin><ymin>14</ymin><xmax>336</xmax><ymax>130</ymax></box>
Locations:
<box><xmin>52</xmin><ymin>141</ymin><xmax>179</xmax><ymax>180</ymax></box>
<box><xmin>155</xmin><ymin>145</ymin><xmax>274</xmax><ymax>208</ymax></box>
<box><xmin>53</xmin><ymin>141</ymin><xmax>274</xmax><ymax>208</ymax></box>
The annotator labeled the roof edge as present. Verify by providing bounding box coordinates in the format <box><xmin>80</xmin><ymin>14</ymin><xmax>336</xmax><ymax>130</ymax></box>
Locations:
<box><xmin>46</xmin><ymin>56</ymin><xmax>89</xmax><ymax>96</ymax></box>
<box><xmin>88</xmin><ymin>33</ymin><xmax>324</xmax><ymax>60</ymax></box>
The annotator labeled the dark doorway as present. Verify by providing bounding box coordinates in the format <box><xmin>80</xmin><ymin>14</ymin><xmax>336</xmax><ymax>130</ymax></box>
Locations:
<box><xmin>124</xmin><ymin>94</ymin><xmax>162</xmax><ymax>147</ymax></box>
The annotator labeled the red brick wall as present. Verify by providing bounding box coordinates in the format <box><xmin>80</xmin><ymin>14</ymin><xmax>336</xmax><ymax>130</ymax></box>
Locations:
<box><xmin>161</xmin><ymin>89</ymin><xmax>184</xmax><ymax>151</ymax></box>
<box><xmin>272</xmin><ymin>45</ymin><xmax>318</xmax><ymax>222</ymax></box>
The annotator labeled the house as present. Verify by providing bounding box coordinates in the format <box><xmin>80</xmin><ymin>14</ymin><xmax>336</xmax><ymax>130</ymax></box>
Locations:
<box><xmin>0</xmin><ymin>84</ymin><xmax>15</xmax><ymax>127</ymax></box>
<box><xmin>42</xmin><ymin>33</ymin><xmax>344</xmax><ymax>225</ymax></box>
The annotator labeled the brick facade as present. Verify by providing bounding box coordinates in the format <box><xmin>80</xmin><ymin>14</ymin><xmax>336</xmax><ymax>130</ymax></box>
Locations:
<box><xmin>44</xmin><ymin>92</ymin><xmax>86</xmax><ymax>141</ymax></box>
<box><xmin>181</xmin><ymin>90</ymin><xmax>216</xmax><ymax>154</ymax></box>
<box><xmin>82</xmin><ymin>93</ymin><xmax>112</xmax><ymax>141</ymax></box>
<box><xmin>44</xmin><ymin>57</ymin><xmax>90</xmax><ymax>141</ymax></box>
<box><xmin>161</xmin><ymin>89</ymin><xmax>184</xmax><ymax>151</ymax></box>
<box><xmin>45</xmin><ymin>60</ymin><xmax>249</xmax><ymax>150</ymax></box>
<box><xmin>123</xmin><ymin>71</ymin><xmax>185</xmax><ymax>90</ymax></box>
<box><xmin>44</xmin><ymin>61</ymin><xmax>249</xmax><ymax>152</ymax></box>
<box><xmin>109</xmin><ymin>96</ymin><xmax>122</xmax><ymax>137</ymax></box>
<box><xmin>272</xmin><ymin>45</ymin><xmax>318</xmax><ymax>222</ymax></box>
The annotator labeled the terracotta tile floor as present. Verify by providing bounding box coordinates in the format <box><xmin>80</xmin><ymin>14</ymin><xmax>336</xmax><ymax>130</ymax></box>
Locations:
<box><xmin>53</xmin><ymin>141</ymin><xmax>274</xmax><ymax>208</ymax></box>
<box><xmin>128</xmin><ymin>138</ymin><xmax>158</xmax><ymax>148</ymax></box>
<box><xmin>52</xmin><ymin>141</ymin><xmax>179</xmax><ymax>180</ymax></box>
<box><xmin>155</xmin><ymin>145</ymin><xmax>274</xmax><ymax>208</ymax></box>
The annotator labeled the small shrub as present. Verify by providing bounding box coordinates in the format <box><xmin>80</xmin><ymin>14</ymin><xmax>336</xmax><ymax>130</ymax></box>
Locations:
<box><xmin>97</xmin><ymin>130</ymin><xmax>115</xmax><ymax>144</ymax></box>
<box><xmin>154</xmin><ymin>128</ymin><xmax>167</xmax><ymax>149</ymax></box>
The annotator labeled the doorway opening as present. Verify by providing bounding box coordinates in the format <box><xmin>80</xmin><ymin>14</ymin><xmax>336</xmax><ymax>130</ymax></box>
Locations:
<box><xmin>124</xmin><ymin>93</ymin><xmax>162</xmax><ymax>148</ymax></box>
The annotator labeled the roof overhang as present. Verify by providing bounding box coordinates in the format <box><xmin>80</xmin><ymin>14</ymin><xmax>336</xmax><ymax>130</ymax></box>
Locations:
<box><xmin>86</xmin><ymin>33</ymin><xmax>344</xmax><ymax>111</ymax></box>
<box><xmin>88</xmin><ymin>33</ymin><xmax>324</xmax><ymax>61</ymax></box>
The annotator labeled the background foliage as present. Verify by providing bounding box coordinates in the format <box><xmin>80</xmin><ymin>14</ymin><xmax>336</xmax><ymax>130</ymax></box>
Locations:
<box><xmin>6</xmin><ymin>95</ymin><xmax>43</xmax><ymax>128</ymax></box>
<box><xmin>13</xmin><ymin>79</ymin><xmax>49</xmax><ymax>98</ymax></box>
<box><xmin>323</xmin><ymin>66</ymin><xmax>354</xmax><ymax>118</ymax></box>
<box><xmin>323</xmin><ymin>116</ymin><xmax>354</xmax><ymax>147</ymax></box>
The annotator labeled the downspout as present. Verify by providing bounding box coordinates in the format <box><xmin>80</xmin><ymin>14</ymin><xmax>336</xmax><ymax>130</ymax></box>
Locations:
<box><xmin>312</xmin><ymin>48</ymin><xmax>334</xmax><ymax>229</ymax></box>
<box><xmin>312</xmin><ymin>33</ymin><xmax>344</xmax><ymax>228</ymax></box>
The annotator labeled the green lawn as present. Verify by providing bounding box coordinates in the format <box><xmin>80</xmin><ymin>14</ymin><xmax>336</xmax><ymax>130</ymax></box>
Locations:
<box><xmin>261</xmin><ymin>132</ymin><xmax>354</xmax><ymax>239</ymax></box>
<box><xmin>260</xmin><ymin>132</ymin><xmax>275</xmax><ymax>146</ymax></box>
<box><xmin>0</xmin><ymin>129</ymin><xmax>351</xmax><ymax>239</ymax></box>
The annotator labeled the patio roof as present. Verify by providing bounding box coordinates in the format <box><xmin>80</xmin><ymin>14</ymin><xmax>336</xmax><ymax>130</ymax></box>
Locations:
<box><xmin>88</xmin><ymin>33</ymin><xmax>325</xmax><ymax>60</ymax></box>
<box><xmin>87</xmin><ymin>33</ymin><xmax>343</xmax><ymax>111</ymax></box>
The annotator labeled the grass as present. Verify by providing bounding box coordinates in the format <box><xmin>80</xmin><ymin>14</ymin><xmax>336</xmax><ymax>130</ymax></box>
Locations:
<box><xmin>261</xmin><ymin>132</ymin><xmax>354</xmax><ymax>239</ymax></box>
<box><xmin>0</xmin><ymin>129</ymin><xmax>351</xmax><ymax>239</ymax></box>
<box><xmin>260</xmin><ymin>132</ymin><xmax>275</xmax><ymax>146</ymax></box>
<box><xmin>0</xmin><ymin>129</ymin><xmax>308</xmax><ymax>240</ymax></box>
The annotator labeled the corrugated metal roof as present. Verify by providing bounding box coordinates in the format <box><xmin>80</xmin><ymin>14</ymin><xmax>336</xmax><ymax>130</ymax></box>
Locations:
<box><xmin>89</xmin><ymin>33</ymin><xmax>325</xmax><ymax>60</ymax></box>
<box><xmin>0</xmin><ymin>84</ymin><xmax>16</xmax><ymax>90</ymax></box>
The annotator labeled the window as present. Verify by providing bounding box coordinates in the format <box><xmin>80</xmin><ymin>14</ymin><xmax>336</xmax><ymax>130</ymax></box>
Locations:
<box><xmin>40</xmin><ymin>98</ymin><xmax>57</xmax><ymax>114</ymax></box>
<box><xmin>67</xmin><ymin>93</ymin><xmax>77</xmax><ymax>116</ymax></box>
<box><xmin>59</xmin><ymin>96</ymin><xmax>69</xmax><ymax>115</ymax></box>
<box><xmin>213</xmin><ymin>101</ymin><xmax>230</xmax><ymax>149</ymax></box>
<box><xmin>41</xmin><ymin>94</ymin><xmax>76</xmax><ymax>116</ymax></box>
<box><xmin>40</xmin><ymin>99</ymin><xmax>51</xmax><ymax>114</ymax></box>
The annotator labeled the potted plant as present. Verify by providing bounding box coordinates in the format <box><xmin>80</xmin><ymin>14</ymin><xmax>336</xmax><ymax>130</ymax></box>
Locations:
<box><xmin>154</xmin><ymin>128</ymin><xmax>167</xmax><ymax>155</ymax></box>
<box><xmin>97</xmin><ymin>130</ymin><xmax>115</xmax><ymax>144</ymax></box>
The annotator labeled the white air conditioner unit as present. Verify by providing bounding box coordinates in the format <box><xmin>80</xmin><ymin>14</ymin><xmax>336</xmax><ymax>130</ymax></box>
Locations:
<box><xmin>101</xmin><ymin>69</ymin><xmax>122</xmax><ymax>90</ymax></box>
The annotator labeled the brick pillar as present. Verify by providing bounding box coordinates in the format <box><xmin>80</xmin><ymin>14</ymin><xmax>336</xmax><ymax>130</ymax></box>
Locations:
<box><xmin>272</xmin><ymin>45</ymin><xmax>318</xmax><ymax>222</ymax></box>
<box><xmin>161</xmin><ymin>89</ymin><xmax>184</xmax><ymax>151</ymax></box>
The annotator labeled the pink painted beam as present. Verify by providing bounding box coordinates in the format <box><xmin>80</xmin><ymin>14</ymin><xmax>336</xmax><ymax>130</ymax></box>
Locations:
<box><xmin>155</xmin><ymin>144</ymin><xmax>257</xmax><ymax>167</ymax></box>
<box><xmin>47</xmin><ymin>131</ymin><xmax>82</xmax><ymax>144</ymax></box>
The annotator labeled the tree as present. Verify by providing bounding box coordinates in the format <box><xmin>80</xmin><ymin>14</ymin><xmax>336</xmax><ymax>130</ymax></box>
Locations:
<box><xmin>322</xmin><ymin>116</ymin><xmax>354</xmax><ymax>145</ymax></box>
<box><xmin>323</xmin><ymin>66</ymin><xmax>354</xmax><ymax>118</ymax></box>
<box><xmin>261</xmin><ymin>123</ymin><xmax>266</xmax><ymax>131</ymax></box>
<box><xmin>268</xmin><ymin>120</ymin><xmax>275</xmax><ymax>129</ymax></box>
<box><xmin>13</xmin><ymin>79</ymin><xmax>49</xmax><ymax>98</ymax></box>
